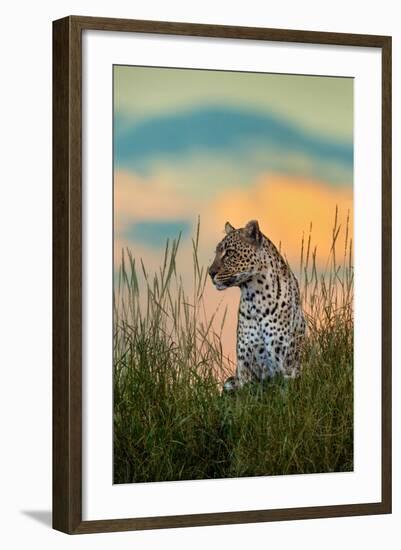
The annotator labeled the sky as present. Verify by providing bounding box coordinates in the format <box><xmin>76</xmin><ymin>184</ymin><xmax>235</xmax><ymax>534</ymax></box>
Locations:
<box><xmin>113</xmin><ymin>65</ymin><xmax>353</xmax><ymax>361</ymax></box>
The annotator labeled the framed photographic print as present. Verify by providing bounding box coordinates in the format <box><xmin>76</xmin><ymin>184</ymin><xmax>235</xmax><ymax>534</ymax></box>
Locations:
<box><xmin>53</xmin><ymin>16</ymin><xmax>392</xmax><ymax>534</ymax></box>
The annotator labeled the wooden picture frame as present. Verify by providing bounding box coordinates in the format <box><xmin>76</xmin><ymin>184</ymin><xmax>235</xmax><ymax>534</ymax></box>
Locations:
<box><xmin>53</xmin><ymin>15</ymin><xmax>392</xmax><ymax>534</ymax></box>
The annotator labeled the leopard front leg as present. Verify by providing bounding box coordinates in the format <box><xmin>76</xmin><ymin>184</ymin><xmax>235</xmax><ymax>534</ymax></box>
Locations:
<box><xmin>235</xmin><ymin>318</ymin><xmax>257</xmax><ymax>387</ymax></box>
<box><xmin>223</xmin><ymin>348</ymin><xmax>254</xmax><ymax>393</ymax></box>
<box><xmin>223</xmin><ymin>318</ymin><xmax>256</xmax><ymax>392</ymax></box>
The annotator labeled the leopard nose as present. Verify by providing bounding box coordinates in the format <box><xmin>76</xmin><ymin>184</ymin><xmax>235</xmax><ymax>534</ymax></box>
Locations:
<box><xmin>209</xmin><ymin>266</ymin><xmax>218</xmax><ymax>279</ymax></box>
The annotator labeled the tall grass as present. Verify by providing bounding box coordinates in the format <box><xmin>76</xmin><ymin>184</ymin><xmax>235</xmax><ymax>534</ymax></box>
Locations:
<box><xmin>113</xmin><ymin>213</ymin><xmax>353</xmax><ymax>483</ymax></box>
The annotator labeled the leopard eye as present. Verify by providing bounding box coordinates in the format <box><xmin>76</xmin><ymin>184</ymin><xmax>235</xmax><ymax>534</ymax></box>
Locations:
<box><xmin>224</xmin><ymin>248</ymin><xmax>237</xmax><ymax>258</ymax></box>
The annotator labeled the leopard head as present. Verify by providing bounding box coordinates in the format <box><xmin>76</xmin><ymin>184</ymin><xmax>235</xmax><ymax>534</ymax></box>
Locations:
<box><xmin>208</xmin><ymin>220</ymin><xmax>264</xmax><ymax>290</ymax></box>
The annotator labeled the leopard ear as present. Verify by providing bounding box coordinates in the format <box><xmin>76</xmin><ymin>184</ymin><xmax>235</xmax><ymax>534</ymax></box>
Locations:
<box><xmin>225</xmin><ymin>221</ymin><xmax>235</xmax><ymax>235</ymax></box>
<box><xmin>244</xmin><ymin>220</ymin><xmax>262</xmax><ymax>246</ymax></box>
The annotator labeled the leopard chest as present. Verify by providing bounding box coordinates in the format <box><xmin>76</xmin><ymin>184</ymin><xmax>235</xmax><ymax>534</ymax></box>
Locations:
<box><xmin>238</xmin><ymin>283</ymin><xmax>275</xmax><ymax>340</ymax></box>
<box><xmin>239</xmin><ymin>278</ymin><xmax>279</xmax><ymax>319</ymax></box>
<box><xmin>237</xmin><ymin>274</ymin><xmax>295</xmax><ymax>345</ymax></box>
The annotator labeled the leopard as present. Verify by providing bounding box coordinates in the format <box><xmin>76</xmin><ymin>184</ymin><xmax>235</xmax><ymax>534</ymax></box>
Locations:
<box><xmin>209</xmin><ymin>220</ymin><xmax>306</xmax><ymax>392</ymax></box>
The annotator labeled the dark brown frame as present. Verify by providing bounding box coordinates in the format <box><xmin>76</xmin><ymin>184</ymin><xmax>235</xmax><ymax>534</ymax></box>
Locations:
<box><xmin>53</xmin><ymin>15</ymin><xmax>392</xmax><ymax>534</ymax></box>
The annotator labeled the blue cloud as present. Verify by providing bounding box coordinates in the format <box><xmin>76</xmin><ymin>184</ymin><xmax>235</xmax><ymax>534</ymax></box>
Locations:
<box><xmin>114</xmin><ymin>105</ymin><xmax>353</xmax><ymax>174</ymax></box>
<box><xmin>124</xmin><ymin>220</ymin><xmax>191</xmax><ymax>248</ymax></box>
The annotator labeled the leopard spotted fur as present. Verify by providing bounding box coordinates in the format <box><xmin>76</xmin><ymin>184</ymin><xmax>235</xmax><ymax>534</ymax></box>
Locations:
<box><xmin>209</xmin><ymin>220</ymin><xmax>306</xmax><ymax>391</ymax></box>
